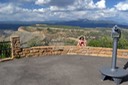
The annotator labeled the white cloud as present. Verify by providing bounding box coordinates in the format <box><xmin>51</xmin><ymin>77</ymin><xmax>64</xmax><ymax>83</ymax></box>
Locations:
<box><xmin>20</xmin><ymin>0</ymin><xmax>34</xmax><ymax>2</ymax></box>
<box><xmin>73</xmin><ymin>0</ymin><xmax>95</xmax><ymax>9</ymax></box>
<box><xmin>35</xmin><ymin>0</ymin><xmax>51</xmax><ymax>5</ymax></box>
<box><xmin>0</xmin><ymin>1</ymin><xmax>112</xmax><ymax>21</ymax></box>
<box><xmin>33</xmin><ymin>8</ymin><xmax>45</xmax><ymax>13</ymax></box>
<box><xmin>0</xmin><ymin>0</ymin><xmax>128</xmax><ymax>24</ymax></box>
<box><xmin>18</xmin><ymin>0</ymin><xmax>34</xmax><ymax>2</ymax></box>
<box><xmin>115</xmin><ymin>2</ymin><xmax>128</xmax><ymax>11</ymax></box>
<box><xmin>0</xmin><ymin>3</ymin><xmax>15</xmax><ymax>14</ymax></box>
<box><xmin>95</xmin><ymin>0</ymin><xmax>106</xmax><ymax>9</ymax></box>
<box><xmin>0</xmin><ymin>3</ymin><xmax>32</xmax><ymax>15</ymax></box>
<box><xmin>88</xmin><ymin>0</ymin><xmax>95</xmax><ymax>9</ymax></box>
<box><xmin>49</xmin><ymin>0</ymin><xmax>106</xmax><ymax>12</ymax></box>
<box><xmin>49</xmin><ymin>6</ymin><xmax>60</xmax><ymax>11</ymax></box>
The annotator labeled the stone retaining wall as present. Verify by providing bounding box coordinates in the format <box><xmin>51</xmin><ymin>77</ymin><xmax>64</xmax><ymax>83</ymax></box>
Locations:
<box><xmin>11</xmin><ymin>37</ymin><xmax>128</xmax><ymax>59</ymax></box>
<box><xmin>69</xmin><ymin>47</ymin><xmax>128</xmax><ymax>58</ymax></box>
<box><xmin>19</xmin><ymin>46</ymin><xmax>67</xmax><ymax>57</ymax></box>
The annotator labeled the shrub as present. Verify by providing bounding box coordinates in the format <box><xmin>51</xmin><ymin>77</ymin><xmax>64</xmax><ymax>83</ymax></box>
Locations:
<box><xmin>0</xmin><ymin>41</ymin><xmax>11</xmax><ymax>59</ymax></box>
<box><xmin>27</xmin><ymin>37</ymin><xmax>42</xmax><ymax>47</ymax></box>
<box><xmin>64</xmin><ymin>39</ymin><xmax>77</xmax><ymax>45</ymax></box>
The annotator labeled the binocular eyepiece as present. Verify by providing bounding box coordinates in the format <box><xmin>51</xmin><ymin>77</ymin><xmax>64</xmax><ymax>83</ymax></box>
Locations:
<box><xmin>113</xmin><ymin>25</ymin><xmax>120</xmax><ymax>32</ymax></box>
<box><xmin>112</xmin><ymin>25</ymin><xmax>121</xmax><ymax>38</ymax></box>
<box><xmin>114</xmin><ymin>27</ymin><xmax>118</xmax><ymax>31</ymax></box>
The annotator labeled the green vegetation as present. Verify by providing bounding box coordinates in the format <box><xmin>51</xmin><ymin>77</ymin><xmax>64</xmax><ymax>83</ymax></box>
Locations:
<box><xmin>27</xmin><ymin>37</ymin><xmax>43</xmax><ymax>47</ymax></box>
<box><xmin>18</xmin><ymin>24</ymin><xmax>128</xmax><ymax>49</ymax></box>
<box><xmin>87</xmin><ymin>29</ymin><xmax>128</xmax><ymax>49</ymax></box>
<box><xmin>22</xmin><ymin>24</ymin><xmax>83</xmax><ymax>32</ymax></box>
<box><xmin>88</xmin><ymin>36</ymin><xmax>112</xmax><ymax>48</ymax></box>
<box><xmin>0</xmin><ymin>41</ymin><xmax>11</xmax><ymax>59</ymax></box>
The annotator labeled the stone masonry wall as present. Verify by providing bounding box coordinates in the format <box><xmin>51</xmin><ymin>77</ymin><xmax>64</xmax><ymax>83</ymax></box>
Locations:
<box><xmin>19</xmin><ymin>46</ymin><xmax>69</xmax><ymax>57</ymax></box>
<box><xmin>10</xmin><ymin>36</ymin><xmax>21</xmax><ymax>58</ymax></box>
<box><xmin>68</xmin><ymin>47</ymin><xmax>128</xmax><ymax>58</ymax></box>
<box><xmin>10</xmin><ymin>37</ymin><xmax>128</xmax><ymax>59</ymax></box>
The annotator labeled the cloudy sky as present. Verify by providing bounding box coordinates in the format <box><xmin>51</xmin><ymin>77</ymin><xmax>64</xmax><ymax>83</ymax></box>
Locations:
<box><xmin>0</xmin><ymin>0</ymin><xmax>128</xmax><ymax>24</ymax></box>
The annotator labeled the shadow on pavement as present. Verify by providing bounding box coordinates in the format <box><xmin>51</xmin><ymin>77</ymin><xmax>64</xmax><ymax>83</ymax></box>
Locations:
<box><xmin>123</xmin><ymin>62</ymin><xmax>128</xmax><ymax>69</ymax></box>
<box><xmin>122</xmin><ymin>75</ymin><xmax>128</xmax><ymax>83</ymax></box>
<box><xmin>122</xmin><ymin>62</ymin><xmax>128</xmax><ymax>83</ymax></box>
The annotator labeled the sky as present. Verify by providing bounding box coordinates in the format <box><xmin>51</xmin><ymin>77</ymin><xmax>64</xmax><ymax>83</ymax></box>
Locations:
<box><xmin>0</xmin><ymin>0</ymin><xmax>128</xmax><ymax>24</ymax></box>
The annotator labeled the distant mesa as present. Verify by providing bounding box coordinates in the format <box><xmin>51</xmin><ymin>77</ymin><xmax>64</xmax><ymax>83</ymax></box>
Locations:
<box><xmin>35</xmin><ymin>24</ymin><xmax>48</xmax><ymax>27</ymax></box>
<box><xmin>18</xmin><ymin>26</ymin><xmax>26</xmax><ymax>32</ymax></box>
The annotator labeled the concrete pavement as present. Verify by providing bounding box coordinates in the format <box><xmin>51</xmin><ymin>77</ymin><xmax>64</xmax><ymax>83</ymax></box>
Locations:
<box><xmin>0</xmin><ymin>55</ymin><xmax>128</xmax><ymax>85</ymax></box>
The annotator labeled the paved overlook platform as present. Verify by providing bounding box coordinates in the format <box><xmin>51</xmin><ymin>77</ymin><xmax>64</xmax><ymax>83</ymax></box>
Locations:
<box><xmin>0</xmin><ymin>55</ymin><xmax>128</xmax><ymax>85</ymax></box>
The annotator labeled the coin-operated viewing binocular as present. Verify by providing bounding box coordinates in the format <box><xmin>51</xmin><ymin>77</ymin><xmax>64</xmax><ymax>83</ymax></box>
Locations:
<box><xmin>112</xmin><ymin>25</ymin><xmax>121</xmax><ymax>39</ymax></box>
<box><xmin>100</xmin><ymin>25</ymin><xmax>128</xmax><ymax>85</ymax></box>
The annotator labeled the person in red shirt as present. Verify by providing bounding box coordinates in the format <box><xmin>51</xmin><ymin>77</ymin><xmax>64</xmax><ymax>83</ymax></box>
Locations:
<box><xmin>77</xmin><ymin>36</ymin><xmax>86</xmax><ymax>47</ymax></box>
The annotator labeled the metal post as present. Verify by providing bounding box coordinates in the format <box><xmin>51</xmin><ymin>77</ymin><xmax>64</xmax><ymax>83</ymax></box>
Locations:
<box><xmin>111</xmin><ymin>38</ymin><xmax>118</xmax><ymax>71</ymax></box>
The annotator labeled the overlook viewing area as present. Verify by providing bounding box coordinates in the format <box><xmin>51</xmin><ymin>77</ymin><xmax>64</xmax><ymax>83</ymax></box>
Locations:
<box><xmin>1</xmin><ymin>0</ymin><xmax>128</xmax><ymax>84</ymax></box>
<box><xmin>0</xmin><ymin>36</ymin><xmax>128</xmax><ymax>85</ymax></box>
<box><xmin>0</xmin><ymin>55</ymin><xmax>128</xmax><ymax>85</ymax></box>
